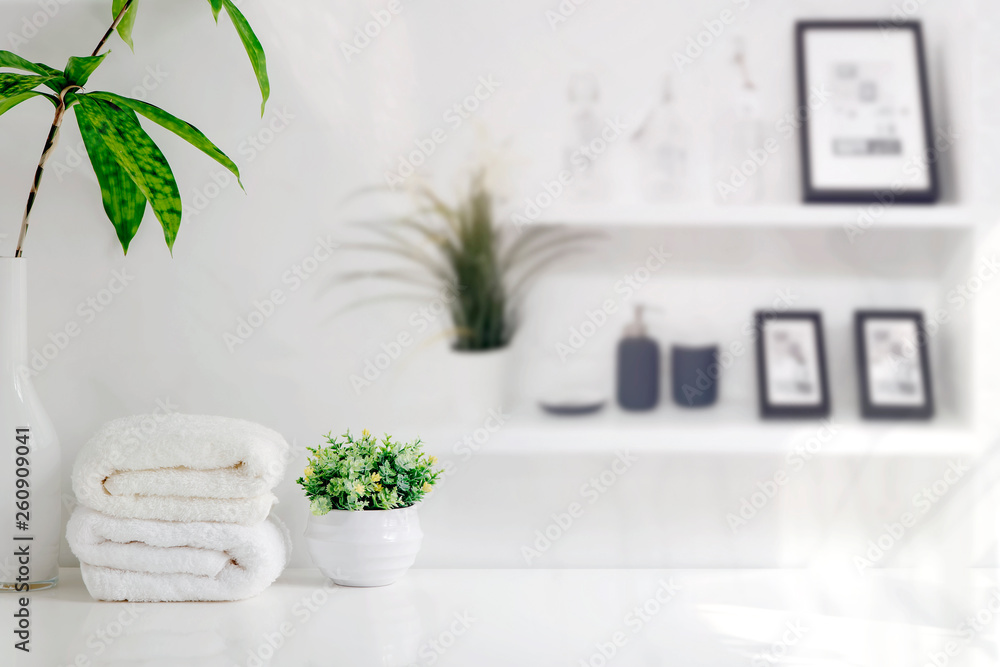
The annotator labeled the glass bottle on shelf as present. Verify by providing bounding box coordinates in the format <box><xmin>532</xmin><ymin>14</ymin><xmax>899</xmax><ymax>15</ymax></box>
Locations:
<box><xmin>631</xmin><ymin>74</ymin><xmax>690</xmax><ymax>202</ymax></box>
<box><xmin>713</xmin><ymin>36</ymin><xmax>764</xmax><ymax>205</ymax></box>
<box><xmin>563</xmin><ymin>72</ymin><xmax>607</xmax><ymax>200</ymax></box>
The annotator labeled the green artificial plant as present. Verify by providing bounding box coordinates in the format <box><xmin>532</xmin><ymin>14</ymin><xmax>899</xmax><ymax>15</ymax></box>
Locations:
<box><xmin>297</xmin><ymin>430</ymin><xmax>441</xmax><ymax>513</ymax></box>
<box><xmin>338</xmin><ymin>173</ymin><xmax>594</xmax><ymax>351</ymax></box>
<box><xmin>1</xmin><ymin>0</ymin><xmax>269</xmax><ymax>256</ymax></box>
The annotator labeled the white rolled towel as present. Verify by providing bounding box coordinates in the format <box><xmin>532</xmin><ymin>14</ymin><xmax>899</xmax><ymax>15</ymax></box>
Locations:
<box><xmin>67</xmin><ymin>507</ymin><xmax>290</xmax><ymax>602</ymax></box>
<box><xmin>72</xmin><ymin>413</ymin><xmax>289</xmax><ymax>525</ymax></box>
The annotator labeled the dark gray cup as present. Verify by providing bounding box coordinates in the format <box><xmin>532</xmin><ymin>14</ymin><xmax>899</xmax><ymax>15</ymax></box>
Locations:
<box><xmin>672</xmin><ymin>345</ymin><xmax>719</xmax><ymax>407</ymax></box>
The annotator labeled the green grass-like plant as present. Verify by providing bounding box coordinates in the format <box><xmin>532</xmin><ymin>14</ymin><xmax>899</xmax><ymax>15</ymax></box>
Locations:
<box><xmin>1</xmin><ymin>0</ymin><xmax>269</xmax><ymax>256</ymax></box>
<box><xmin>338</xmin><ymin>173</ymin><xmax>594</xmax><ymax>351</ymax></box>
<box><xmin>296</xmin><ymin>430</ymin><xmax>441</xmax><ymax>513</ymax></box>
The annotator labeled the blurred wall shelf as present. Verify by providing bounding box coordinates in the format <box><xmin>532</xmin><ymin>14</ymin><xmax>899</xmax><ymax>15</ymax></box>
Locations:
<box><xmin>452</xmin><ymin>403</ymin><xmax>984</xmax><ymax>458</ymax></box>
<box><xmin>449</xmin><ymin>216</ymin><xmax>988</xmax><ymax>460</ymax></box>
<box><xmin>529</xmin><ymin>203</ymin><xmax>977</xmax><ymax>229</ymax></box>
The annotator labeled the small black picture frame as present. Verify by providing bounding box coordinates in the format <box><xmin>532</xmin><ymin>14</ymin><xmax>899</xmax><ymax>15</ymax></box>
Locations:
<box><xmin>755</xmin><ymin>311</ymin><xmax>830</xmax><ymax>419</ymax></box>
<box><xmin>855</xmin><ymin>310</ymin><xmax>934</xmax><ymax>419</ymax></box>
<box><xmin>796</xmin><ymin>21</ymin><xmax>939</xmax><ymax>203</ymax></box>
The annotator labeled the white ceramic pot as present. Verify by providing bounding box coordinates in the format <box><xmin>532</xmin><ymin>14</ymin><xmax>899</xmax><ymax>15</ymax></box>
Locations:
<box><xmin>0</xmin><ymin>259</ymin><xmax>61</xmax><ymax>591</ymax></box>
<box><xmin>449</xmin><ymin>346</ymin><xmax>512</xmax><ymax>422</ymax></box>
<box><xmin>304</xmin><ymin>506</ymin><xmax>423</xmax><ymax>587</ymax></box>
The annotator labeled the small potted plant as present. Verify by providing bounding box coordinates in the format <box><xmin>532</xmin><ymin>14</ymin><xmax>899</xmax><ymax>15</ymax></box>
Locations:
<box><xmin>332</xmin><ymin>171</ymin><xmax>594</xmax><ymax>417</ymax></box>
<box><xmin>297</xmin><ymin>430</ymin><xmax>441</xmax><ymax>587</ymax></box>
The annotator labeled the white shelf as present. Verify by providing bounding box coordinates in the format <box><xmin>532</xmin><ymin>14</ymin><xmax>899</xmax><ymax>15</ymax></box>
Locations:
<box><xmin>531</xmin><ymin>203</ymin><xmax>976</xmax><ymax>229</ymax></box>
<box><xmin>427</xmin><ymin>404</ymin><xmax>984</xmax><ymax>458</ymax></box>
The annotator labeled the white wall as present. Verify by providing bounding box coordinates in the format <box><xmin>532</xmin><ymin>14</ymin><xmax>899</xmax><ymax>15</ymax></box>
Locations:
<box><xmin>0</xmin><ymin>0</ymin><xmax>996</xmax><ymax>569</ymax></box>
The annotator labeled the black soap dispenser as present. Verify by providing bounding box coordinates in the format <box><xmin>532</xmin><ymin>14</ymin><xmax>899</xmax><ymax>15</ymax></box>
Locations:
<box><xmin>617</xmin><ymin>305</ymin><xmax>660</xmax><ymax>411</ymax></box>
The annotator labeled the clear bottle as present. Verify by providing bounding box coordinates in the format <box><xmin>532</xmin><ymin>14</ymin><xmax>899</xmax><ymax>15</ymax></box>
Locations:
<box><xmin>0</xmin><ymin>259</ymin><xmax>61</xmax><ymax>591</ymax></box>
<box><xmin>713</xmin><ymin>36</ymin><xmax>765</xmax><ymax>205</ymax></box>
<box><xmin>563</xmin><ymin>72</ymin><xmax>607</xmax><ymax>199</ymax></box>
<box><xmin>632</xmin><ymin>75</ymin><xmax>690</xmax><ymax>201</ymax></box>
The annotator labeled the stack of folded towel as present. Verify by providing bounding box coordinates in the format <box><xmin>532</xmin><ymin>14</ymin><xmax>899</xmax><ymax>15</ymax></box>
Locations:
<box><xmin>68</xmin><ymin>413</ymin><xmax>291</xmax><ymax>602</ymax></box>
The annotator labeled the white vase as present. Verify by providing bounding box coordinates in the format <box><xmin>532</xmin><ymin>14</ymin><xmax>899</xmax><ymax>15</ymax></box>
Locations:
<box><xmin>449</xmin><ymin>346</ymin><xmax>512</xmax><ymax>422</ymax></box>
<box><xmin>304</xmin><ymin>506</ymin><xmax>423</xmax><ymax>587</ymax></box>
<box><xmin>0</xmin><ymin>259</ymin><xmax>61</xmax><ymax>591</ymax></box>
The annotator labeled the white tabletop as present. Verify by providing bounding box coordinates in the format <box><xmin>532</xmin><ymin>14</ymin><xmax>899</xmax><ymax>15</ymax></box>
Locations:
<box><xmin>4</xmin><ymin>568</ymin><xmax>997</xmax><ymax>666</ymax></box>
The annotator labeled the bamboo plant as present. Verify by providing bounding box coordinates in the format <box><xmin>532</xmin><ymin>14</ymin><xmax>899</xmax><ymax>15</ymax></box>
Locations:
<box><xmin>0</xmin><ymin>0</ymin><xmax>269</xmax><ymax>256</ymax></box>
<box><xmin>338</xmin><ymin>174</ymin><xmax>594</xmax><ymax>351</ymax></box>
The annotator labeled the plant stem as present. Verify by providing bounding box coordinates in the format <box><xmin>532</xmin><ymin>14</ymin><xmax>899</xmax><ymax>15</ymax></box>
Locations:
<box><xmin>14</xmin><ymin>0</ymin><xmax>134</xmax><ymax>257</ymax></box>
<box><xmin>92</xmin><ymin>0</ymin><xmax>133</xmax><ymax>58</ymax></box>
<box><xmin>14</xmin><ymin>99</ymin><xmax>66</xmax><ymax>258</ymax></box>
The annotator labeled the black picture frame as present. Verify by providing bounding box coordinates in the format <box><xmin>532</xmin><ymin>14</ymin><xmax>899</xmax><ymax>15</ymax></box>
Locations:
<box><xmin>796</xmin><ymin>20</ymin><xmax>939</xmax><ymax>204</ymax></box>
<box><xmin>854</xmin><ymin>310</ymin><xmax>934</xmax><ymax>419</ymax></box>
<box><xmin>755</xmin><ymin>311</ymin><xmax>831</xmax><ymax>419</ymax></box>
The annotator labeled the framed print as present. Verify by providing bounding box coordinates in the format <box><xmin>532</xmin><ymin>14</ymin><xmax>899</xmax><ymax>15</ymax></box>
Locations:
<box><xmin>755</xmin><ymin>312</ymin><xmax>830</xmax><ymax>418</ymax></box>
<box><xmin>854</xmin><ymin>311</ymin><xmax>933</xmax><ymax>419</ymax></box>
<box><xmin>796</xmin><ymin>21</ymin><xmax>939</xmax><ymax>203</ymax></box>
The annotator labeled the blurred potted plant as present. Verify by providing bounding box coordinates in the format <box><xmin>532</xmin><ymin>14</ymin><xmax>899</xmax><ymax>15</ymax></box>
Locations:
<box><xmin>298</xmin><ymin>430</ymin><xmax>441</xmax><ymax>587</ymax></box>
<box><xmin>338</xmin><ymin>172</ymin><xmax>591</xmax><ymax>417</ymax></box>
<box><xmin>0</xmin><ymin>0</ymin><xmax>267</xmax><ymax>590</ymax></box>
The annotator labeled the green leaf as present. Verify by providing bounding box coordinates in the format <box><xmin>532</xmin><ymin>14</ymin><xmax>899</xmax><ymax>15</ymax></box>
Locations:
<box><xmin>89</xmin><ymin>91</ymin><xmax>242</xmax><ymax>188</ymax></box>
<box><xmin>76</xmin><ymin>101</ymin><xmax>147</xmax><ymax>254</ymax></box>
<box><xmin>0</xmin><ymin>91</ymin><xmax>57</xmax><ymax>117</ymax></box>
<box><xmin>76</xmin><ymin>96</ymin><xmax>183</xmax><ymax>252</ymax></box>
<box><xmin>221</xmin><ymin>0</ymin><xmax>269</xmax><ymax>115</ymax></box>
<box><xmin>309</xmin><ymin>496</ymin><xmax>332</xmax><ymax>516</ymax></box>
<box><xmin>113</xmin><ymin>0</ymin><xmax>140</xmax><ymax>51</ymax></box>
<box><xmin>0</xmin><ymin>73</ymin><xmax>58</xmax><ymax>98</ymax></box>
<box><xmin>0</xmin><ymin>51</ymin><xmax>59</xmax><ymax>75</ymax></box>
<box><xmin>0</xmin><ymin>52</ymin><xmax>65</xmax><ymax>92</ymax></box>
<box><xmin>208</xmin><ymin>0</ymin><xmax>223</xmax><ymax>22</ymax></box>
<box><xmin>64</xmin><ymin>53</ymin><xmax>108</xmax><ymax>87</ymax></box>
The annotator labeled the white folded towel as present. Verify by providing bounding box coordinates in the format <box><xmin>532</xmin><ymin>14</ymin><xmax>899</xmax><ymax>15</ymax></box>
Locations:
<box><xmin>72</xmin><ymin>413</ymin><xmax>289</xmax><ymax>525</ymax></box>
<box><xmin>67</xmin><ymin>507</ymin><xmax>290</xmax><ymax>602</ymax></box>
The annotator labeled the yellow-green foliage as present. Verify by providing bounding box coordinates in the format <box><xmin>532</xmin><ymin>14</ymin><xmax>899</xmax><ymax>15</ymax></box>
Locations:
<box><xmin>297</xmin><ymin>430</ymin><xmax>441</xmax><ymax>513</ymax></box>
